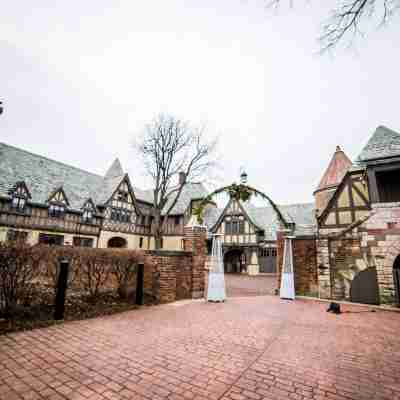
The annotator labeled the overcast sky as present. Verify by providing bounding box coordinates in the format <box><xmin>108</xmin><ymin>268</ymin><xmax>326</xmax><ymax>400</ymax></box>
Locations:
<box><xmin>1</xmin><ymin>1</ymin><xmax>399</xmax><ymax>204</ymax></box>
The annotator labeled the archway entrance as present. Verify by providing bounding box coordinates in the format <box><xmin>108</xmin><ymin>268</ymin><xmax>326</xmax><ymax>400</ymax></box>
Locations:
<box><xmin>394</xmin><ymin>255</ymin><xmax>400</xmax><ymax>305</ymax></box>
<box><xmin>107</xmin><ymin>237</ymin><xmax>128</xmax><ymax>248</ymax></box>
<box><xmin>224</xmin><ymin>248</ymin><xmax>245</xmax><ymax>273</ymax></box>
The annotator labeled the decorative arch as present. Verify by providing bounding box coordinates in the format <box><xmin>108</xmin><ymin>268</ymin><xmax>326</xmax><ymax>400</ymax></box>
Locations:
<box><xmin>107</xmin><ymin>236</ymin><xmax>128</xmax><ymax>248</ymax></box>
<box><xmin>194</xmin><ymin>183</ymin><xmax>289</xmax><ymax>229</ymax></box>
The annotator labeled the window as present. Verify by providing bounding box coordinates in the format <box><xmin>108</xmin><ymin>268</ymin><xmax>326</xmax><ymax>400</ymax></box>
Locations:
<box><xmin>7</xmin><ymin>230</ymin><xmax>28</xmax><ymax>243</ymax></box>
<box><xmin>39</xmin><ymin>233</ymin><xmax>64</xmax><ymax>246</ymax></box>
<box><xmin>82</xmin><ymin>209</ymin><xmax>93</xmax><ymax>223</ymax></box>
<box><xmin>49</xmin><ymin>204</ymin><xmax>65</xmax><ymax>218</ymax></box>
<box><xmin>139</xmin><ymin>237</ymin><xmax>144</xmax><ymax>248</ymax></box>
<box><xmin>160</xmin><ymin>238</ymin><xmax>164</xmax><ymax>249</ymax></box>
<box><xmin>174</xmin><ymin>216</ymin><xmax>180</xmax><ymax>226</ymax></box>
<box><xmin>226</xmin><ymin>219</ymin><xmax>244</xmax><ymax>234</ymax></box>
<box><xmin>139</xmin><ymin>215</ymin><xmax>146</xmax><ymax>225</ymax></box>
<box><xmin>110</xmin><ymin>208</ymin><xmax>131</xmax><ymax>223</ymax></box>
<box><xmin>11</xmin><ymin>196</ymin><xmax>26</xmax><ymax>212</ymax></box>
<box><xmin>73</xmin><ymin>237</ymin><xmax>94</xmax><ymax>247</ymax></box>
<box><xmin>117</xmin><ymin>190</ymin><xmax>129</xmax><ymax>202</ymax></box>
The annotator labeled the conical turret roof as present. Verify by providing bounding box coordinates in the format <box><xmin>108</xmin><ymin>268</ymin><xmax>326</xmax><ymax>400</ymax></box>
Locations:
<box><xmin>314</xmin><ymin>146</ymin><xmax>352</xmax><ymax>193</ymax></box>
<box><xmin>357</xmin><ymin>125</ymin><xmax>400</xmax><ymax>162</ymax></box>
<box><xmin>104</xmin><ymin>158</ymin><xmax>124</xmax><ymax>180</ymax></box>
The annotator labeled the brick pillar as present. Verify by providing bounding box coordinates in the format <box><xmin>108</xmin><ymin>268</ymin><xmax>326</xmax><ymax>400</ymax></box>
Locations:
<box><xmin>316</xmin><ymin>236</ymin><xmax>332</xmax><ymax>299</ymax></box>
<box><xmin>184</xmin><ymin>224</ymin><xmax>207</xmax><ymax>299</ymax></box>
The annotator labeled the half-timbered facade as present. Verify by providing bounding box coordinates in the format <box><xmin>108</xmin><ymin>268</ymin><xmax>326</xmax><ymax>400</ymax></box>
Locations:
<box><xmin>312</xmin><ymin>125</ymin><xmax>400</xmax><ymax>305</ymax></box>
<box><xmin>0</xmin><ymin>142</ymin><xmax>207</xmax><ymax>251</ymax></box>
<box><xmin>203</xmin><ymin>197</ymin><xmax>315</xmax><ymax>275</ymax></box>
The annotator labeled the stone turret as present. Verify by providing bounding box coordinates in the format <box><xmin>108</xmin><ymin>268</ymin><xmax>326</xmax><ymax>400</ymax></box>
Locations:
<box><xmin>314</xmin><ymin>146</ymin><xmax>352</xmax><ymax>216</ymax></box>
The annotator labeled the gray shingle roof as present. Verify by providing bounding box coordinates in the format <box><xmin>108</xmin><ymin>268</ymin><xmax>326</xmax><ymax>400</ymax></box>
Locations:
<box><xmin>163</xmin><ymin>183</ymin><xmax>208</xmax><ymax>215</ymax></box>
<box><xmin>0</xmin><ymin>142</ymin><xmax>208</xmax><ymax>215</ymax></box>
<box><xmin>0</xmin><ymin>142</ymin><xmax>105</xmax><ymax>210</ymax></box>
<box><xmin>357</xmin><ymin>125</ymin><xmax>400</xmax><ymax>162</ymax></box>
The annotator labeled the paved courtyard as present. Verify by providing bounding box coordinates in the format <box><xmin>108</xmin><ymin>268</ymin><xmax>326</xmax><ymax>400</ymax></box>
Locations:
<box><xmin>1</xmin><ymin>296</ymin><xmax>399</xmax><ymax>400</ymax></box>
<box><xmin>224</xmin><ymin>274</ymin><xmax>277</xmax><ymax>297</ymax></box>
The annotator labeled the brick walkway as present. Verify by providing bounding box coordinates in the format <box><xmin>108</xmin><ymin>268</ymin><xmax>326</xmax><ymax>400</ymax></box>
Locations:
<box><xmin>224</xmin><ymin>274</ymin><xmax>277</xmax><ymax>297</ymax></box>
<box><xmin>1</xmin><ymin>296</ymin><xmax>399</xmax><ymax>400</ymax></box>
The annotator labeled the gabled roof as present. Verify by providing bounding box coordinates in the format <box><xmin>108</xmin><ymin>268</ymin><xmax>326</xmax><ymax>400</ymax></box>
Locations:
<box><xmin>104</xmin><ymin>158</ymin><xmax>124</xmax><ymax>179</ymax></box>
<box><xmin>203</xmin><ymin>200</ymin><xmax>316</xmax><ymax>241</ymax></box>
<box><xmin>0</xmin><ymin>142</ymin><xmax>103</xmax><ymax>210</ymax></box>
<box><xmin>357</xmin><ymin>125</ymin><xmax>400</xmax><ymax>162</ymax></box>
<box><xmin>315</xmin><ymin>146</ymin><xmax>352</xmax><ymax>193</ymax></box>
<box><xmin>0</xmin><ymin>142</ymin><xmax>208</xmax><ymax>215</ymax></box>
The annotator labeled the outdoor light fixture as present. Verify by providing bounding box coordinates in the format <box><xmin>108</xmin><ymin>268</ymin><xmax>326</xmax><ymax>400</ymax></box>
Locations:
<box><xmin>240</xmin><ymin>170</ymin><xmax>248</xmax><ymax>184</ymax></box>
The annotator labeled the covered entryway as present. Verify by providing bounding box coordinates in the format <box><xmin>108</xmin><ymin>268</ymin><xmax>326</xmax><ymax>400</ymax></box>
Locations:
<box><xmin>107</xmin><ymin>236</ymin><xmax>128</xmax><ymax>248</ymax></box>
<box><xmin>350</xmin><ymin>267</ymin><xmax>380</xmax><ymax>305</ymax></box>
<box><xmin>394</xmin><ymin>255</ymin><xmax>400</xmax><ymax>305</ymax></box>
<box><xmin>258</xmin><ymin>247</ymin><xmax>277</xmax><ymax>273</ymax></box>
<box><xmin>224</xmin><ymin>248</ymin><xmax>245</xmax><ymax>273</ymax></box>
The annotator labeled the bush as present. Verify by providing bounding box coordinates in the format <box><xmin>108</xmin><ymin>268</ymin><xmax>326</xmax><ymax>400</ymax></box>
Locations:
<box><xmin>0</xmin><ymin>242</ymin><xmax>42</xmax><ymax>315</ymax></box>
<box><xmin>0</xmin><ymin>242</ymin><xmax>144</xmax><ymax>316</ymax></box>
<box><xmin>110</xmin><ymin>250</ymin><xmax>143</xmax><ymax>299</ymax></box>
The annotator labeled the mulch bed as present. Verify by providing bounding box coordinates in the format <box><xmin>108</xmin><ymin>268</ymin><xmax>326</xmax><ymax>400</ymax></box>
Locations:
<box><xmin>0</xmin><ymin>285</ymin><xmax>153</xmax><ymax>335</ymax></box>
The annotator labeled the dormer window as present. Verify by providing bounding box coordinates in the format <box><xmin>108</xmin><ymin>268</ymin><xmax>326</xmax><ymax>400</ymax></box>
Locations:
<box><xmin>47</xmin><ymin>187</ymin><xmax>69</xmax><ymax>219</ymax></box>
<box><xmin>11</xmin><ymin>196</ymin><xmax>26</xmax><ymax>212</ymax></box>
<box><xmin>82</xmin><ymin>200</ymin><xmax>96</xmax><ymax>224</ymax></box>
<box><xmin>82</xmin><ymin>209</ymin><xmax>93</xmax><ymax>223</ymax></box>
<box><xmin>9</xmin><ymin>181</ymin><xmax>30</xmax><ymax>213</ymax></box>
<box><xmin>49</xmin><ymin>204</ymin><xmax>65</xmax><ymax>218</ymax></box>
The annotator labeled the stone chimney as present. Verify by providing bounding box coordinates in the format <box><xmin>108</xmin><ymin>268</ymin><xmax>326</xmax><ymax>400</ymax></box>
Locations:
<box><xmin>179</xmin><ymin>172</ymin><xmax>186</xmax><ymax>185</ymax></box>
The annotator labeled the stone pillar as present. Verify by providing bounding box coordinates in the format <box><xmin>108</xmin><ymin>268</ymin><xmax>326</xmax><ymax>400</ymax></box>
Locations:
<box><xmin>0</xmin><ymin>227</ymin><xmax>7</xmax><ymax>243</ymax></box>
<box><xmin>247</xmin><ymin>248</ymin><xmax>259</xmax><ymax>275</ymax></box>
<box><xmin>316</xmin><ymin>236</ymin><xmax>332</xmax><ymax>299</ymax></box>
<box><xmin>184</xmin><ymin>218</ymin><xmax>207</xmax><ymax>299</ymax></box>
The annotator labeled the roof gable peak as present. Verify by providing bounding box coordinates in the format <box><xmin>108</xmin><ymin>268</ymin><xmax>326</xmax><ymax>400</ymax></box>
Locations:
<box><xmin>315</xmin><ymin>145</ymin><xmax>352</xmax><ymax>193</ymax></box>
<box><xmin>105</xmin><ymin>158</ymin><xmax>124</xmax><ymax>180</ymax></box>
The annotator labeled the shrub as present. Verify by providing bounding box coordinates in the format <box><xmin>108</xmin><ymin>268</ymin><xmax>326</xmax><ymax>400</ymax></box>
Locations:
<box><xmin>0</xmin><ymin>242</ymin><xmax>42</xmax><ymax>315</ymax></box>
<box><xmin>110</xmin><ymin>250</ymin><xmax>143</xmax><ymax>299</ymax></box>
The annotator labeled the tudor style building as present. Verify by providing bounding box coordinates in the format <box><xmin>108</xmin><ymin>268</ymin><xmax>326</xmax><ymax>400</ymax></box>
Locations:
<box><xmin>291</xmin><ymin>125</ymin><xmax>400</xmax><ymax>305</ymax></box>
<box><xmin>0</xmin><ymin>142</ymin><xmax>207</xmax><ymax>251</ymax></box>
<box><xmin>203</xmin><ymin>196</ymin><xmax>315</xmax><ymax>275</ymax></box>
<box><xmin>0</xmin><ymin>141</ymin><xmax>315</xmax><ymax>275</ymax></box>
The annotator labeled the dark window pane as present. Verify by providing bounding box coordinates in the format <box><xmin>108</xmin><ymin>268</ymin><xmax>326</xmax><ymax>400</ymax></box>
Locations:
<box><xmin>7</xmin><ymin>230</ymin><xmax>28</xmax><ymax>243</ymax></box>
<box><xmin>39</xmin><ymin>233</ymin><xmax>64</xmax><ymax>246</ymax></box>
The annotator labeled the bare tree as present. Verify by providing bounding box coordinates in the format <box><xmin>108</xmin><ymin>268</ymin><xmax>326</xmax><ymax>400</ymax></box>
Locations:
<box><xmin>135</xmin><ymin>114</ymin><xmax>217</xmax><ymax>249</ymax></box>
<box><xmin>268</xmin><ymin>0</ymin><xmax>399</xmax><ymax>51</ymax></box>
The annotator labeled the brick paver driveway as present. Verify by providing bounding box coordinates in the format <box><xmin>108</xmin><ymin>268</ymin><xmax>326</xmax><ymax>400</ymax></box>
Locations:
<box><xmin>1</xmin><ymin>296</ymin><xmax>399</xmax><ymax>400</ymax></box>
<box><xmin>224</xmin><ymin>274</ymin><xmax>277</xmax><ymax>297</ymax></box>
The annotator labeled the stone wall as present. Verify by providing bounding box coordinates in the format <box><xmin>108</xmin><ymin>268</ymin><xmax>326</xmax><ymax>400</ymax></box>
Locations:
<box><xmin>277</xmin><ymin>232</ymin><xmax>318</xmax><ymax>296</ymax></box>
<box><xmin>316</xmin><ymin>202</ymin><xmax>400</xmax><ymax>304</ymax></box>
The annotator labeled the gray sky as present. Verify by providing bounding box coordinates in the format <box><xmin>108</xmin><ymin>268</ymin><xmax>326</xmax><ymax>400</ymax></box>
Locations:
<box><xmin>1</xmin><ymin>1</ymin><xmax>399</xmax><ymax>204</ymax></box>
